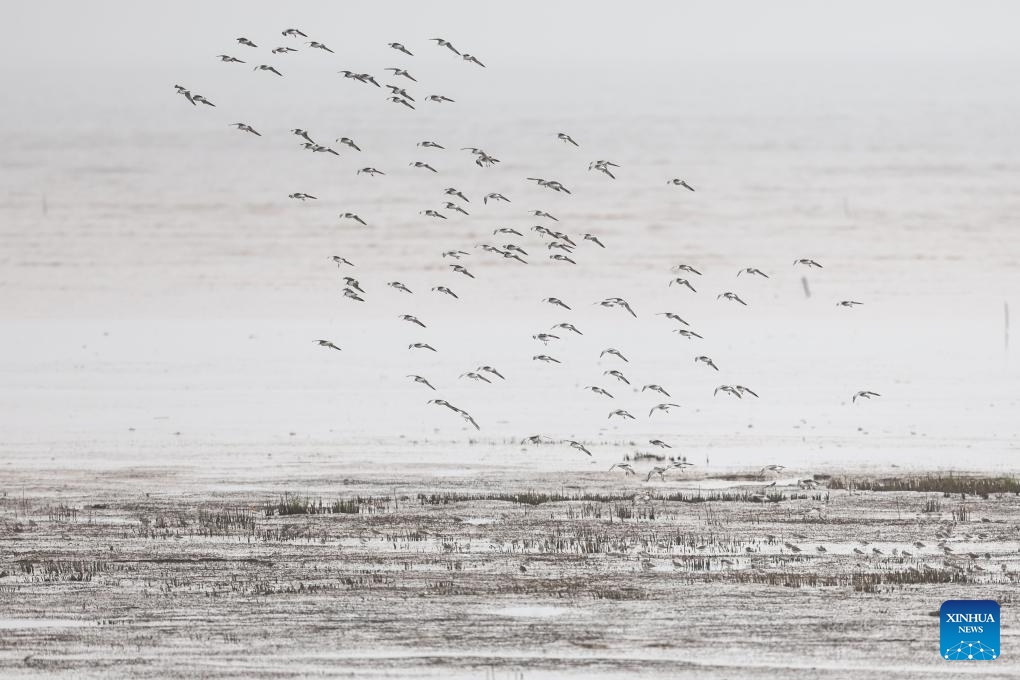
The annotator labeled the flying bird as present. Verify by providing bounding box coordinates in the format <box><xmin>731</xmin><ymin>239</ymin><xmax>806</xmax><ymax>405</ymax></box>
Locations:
<box><xmin>609</xmin><ymin>463</ymin><xmax>636</xmax><ymax>476</ymax></box>
<box><xmin>432</xmin><ymin>286</ymin><xmax>458</xmax><ymax>299</ymax></box>
<box><xmin>603</xmin><ymin>370</ymin><xmax>630</xmax><ymax>385</ymax></box>
<box><xmin>282</xmin><ymin>29</ymin><xmax>307</xmax><ymax>38</ymax></box>
<box><xmin>717</xmin><ymin>292</ymin><xmax>748</xmax><ymax>306</ymax></box>
<box><xmin>230</xmin><ymin>123</ymin><xmax>261</xmax><ymax>136</ymax></box>
<box><xmin>794</xmin><ymin>258</ymin><xmax>823</xmax><ymax>268</ymax></box>
<box><xmin>670</xmin><ymin>278</ymin><xmax>697</xmax><ymax>292</ymax></box>
<box><xmin>609</xmin><ymin>409</ymin><xmax>636</xmax><ymax>420</ymax></box>
<box><xmin>340</xmin><ymin>213</ymin><xmax>367</xmax><ymax>226</ymax></box>
<box><xmin>583</xmin><ymin>233</ymin><xmax>605</xmax><ymax>248</ymax></box>
<box><xmin>217</xmin><ymin>55</ymin><xmax>246</xmax><ymax>63</ymax></box>
<box><xmin>389</xmin><ymin>42</ymin><xmax>413</xmax><ymax>56</ymax></box>
<box><xmin>407</xmin><ymin>375</ymin><xmax>436</xmax><ymax>390</ymax></box>
<box><xmin>642</xmin><ymin>384</ymin><xmax>671</xmax><ymax>397</ymax></box>
<box><xmin>569</xmin><ymin>441</ymin><xmax>592</xmax><ymax>456</ymax></box>
<box><xmin>315</xmin><ymin>340</ymin><xmax>341</xmax><ymax>351</ymax></box>
<box><xmin>673</xmin><ymin>264</ymin><xmax>702</xmax><ymax>275</ymax></box>
<box><xmin>409</xmin><ymin>342</ymin><xmax>437</xmax><ymax>352</ymax></box>
<box><xmin>557</xmin><ymin>133</ymin><xmax>579</xmax><ymax>146</ymax></box>
<box><xmin>738</xmin><ymin>267</ymin><xmax>769</xmax><ymax>278</ymax></box>
<box><xmin>477</xmin><ymin>366</ymin><xmax>505</xmax><ymax>380</ymax></box>
<box><xmin>384</xmin><ymin>67</ymin><xmax>418</xmax><ymax>82</ymax></box>
<box><xmin>694</xmin><ymin>356</ymin><xmax>719</xmax><ymax>371</ymax></box>
<box><xmin>649</xmin><ymin>403</ymin><xmax>681</xmax><ymax>417</ymax></box>
<box><xmin>837</xmin><ymin>300</ymin><xmax>863</xmax><ymax>308</ymax></box>
<box><xmin>668</xmin><ymin>178</ymin><xmax>695</xmax><ymax>191</ymax></box>
<box><xmin>853</xmin><ymin>390</ymin><xmax>881</xmax><ymax>403</ymax></box>
<box><xmin>399</xmin><ymin>314</ymin><xmax>426</xmax><ymax>328</ymax></box>
<box><xmin>543</xmin><ymin>297</ymin><xmax>571</xmax><ymax>310</ymax></box>
<box><xmin>656</xmin><ymin>312</ymin><xmax>689</xmax><ymax>326</ymax></box>
<box><xmin>533</xmin><ymin>354</ymin><xmax>561</xmax><ymax>364</ymax></box>
<box><xmin>387</xmin><ymin>96</ymin><xmax>415</xmax><ymax>109</ymax></box>
<box><xmin>430</xmin><ymin>38</ymin><xmax>461</xmax><ymax>55</ymax></box>
<box><xmin>254</xmin><ymin>64</ymin><xmax>283</xmax><ymax>77</ymax></box>
<box><xmin>237</xmin><ymin>37</ymin><xmax>258</xmax><ymax>48</ymax></box>
<box><xmin>600</xmin><ymin>348</ymin><xmax>628</xmax><ymax>362</ymax></box>
<box><xmin>336</xmin><ymin>137</ymin><xmax>361</xmax><ymax>151</ymax></box>
<box><xmin>588</xmin><ymin>160</ymin><xmax>618</xmax><ymax>179</ymax></box>
<box><xmin>734</xmin><ymin>385</ymin><xmax>759</xmax><ymax>398</ymax></box>
<box><xmin>462</xmin><ymin>54</ymin><xmax>486</xmax><ymax>67</ymax></box>
<box><xmin>585</xmin><ymin>386</ymin><xmax>614</xmax><ymax>399</ymax></box>
<box><xmin>388</xmin><ymin>281</ymin><xmax>413</xmax><ymax>294</ymax></box>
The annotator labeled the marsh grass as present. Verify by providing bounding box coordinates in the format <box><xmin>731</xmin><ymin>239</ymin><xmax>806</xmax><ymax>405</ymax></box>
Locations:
<box><xmin>828</xmin><ymin>475</ymin><xmax>1020</xmax><ymax>496</ymax></box>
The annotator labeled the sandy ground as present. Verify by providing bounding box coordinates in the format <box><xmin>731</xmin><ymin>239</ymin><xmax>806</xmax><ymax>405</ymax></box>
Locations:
<box><xmin>2</xmin><ymin>460</ymin><xmax>1020</xmax><ymax>679</ymax></box>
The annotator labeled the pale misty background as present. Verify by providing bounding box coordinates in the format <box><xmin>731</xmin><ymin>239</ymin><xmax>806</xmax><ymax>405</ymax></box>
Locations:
<box><xmin>1</xmin><ymin>1</ymin><xmax>1019</xmax><ymax>473</ymax></box>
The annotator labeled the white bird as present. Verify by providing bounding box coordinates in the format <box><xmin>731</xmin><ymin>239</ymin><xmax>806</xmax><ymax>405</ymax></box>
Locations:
<box><xmin>569</xmin><ymin>440</ymin><xmax>592</xmax><ymax>456</ymax></box>
<box><xmin>694</xmin><ymin>356</ymin><xmax>719</xmax><ymax>371</ymax></box>
<box><xmin>642</xmin><ymin>384</ymin><xmax>670</xmax><ymax>397</ymax></box>
<box><xmin>649</xmin><ymin>403</ymin><xmax>680</xmax><ymax>417</ymax></box>
<box><xmin>230</xmin><ymin>123</ymin><xmax>261</xmax><ymax>136</ymax></box>
<box><xmin>430</xmin><ymin>38</ymin><xmax>461</xmax><ymax>55</ymax></box>
<box><xmin>600</xmin><ymin>348</ymin><xmax>628</xmax><ymax>362</ymax></box>
<box><xmin>657</xmin><ymin>312</ymin><xmax>689</xmax><ymax>326</ymax></box>
<box><xmin>604</xmin><ymin>370</ymin><xmax>629</xmax><ymax>385</ymax></box>
<box><xmin>794</xmin><ymin>258</ymin><xmax>823</xmax><ymax>268</ymax></box>
<box><xmin>407</xmin><ymin>375</ymin><xmax>435</xmax><ymax>390</ymax></box>
<box><xmin>315</xmin><ymin>339</ymin><xmax>341</xmax><ymax>351</ymax></box>
<box><xmin>717</xmin><ymin>292</ymin><xmax>747</xmax><ymax>306</ymax></box>
<box><xmin>409</xmin><ymin>342</ymin><xmax>437</xmax><ymax>352</ymax></box>
<box><xmin>738</xmin><ymin>267</ymin><xmax>769</xmax><ymax>278</ymax></box>
<box><xmin>340</xmin><ymin>213</ymin><xmax>367</xmax><ymax>226</ymax></box>
<box><xmin>670</xmin><ymin>278</ymin><xmax>697</xmax><ymax>292</ymax></box>
<box><xmin>543</xmin><ymin>297</ymin><xmax>571</xmax><ymax>310</ymax></box>
<box><xmin>853</xmin><ymin>390</ymin><xmax>881</xmax><ymax>403</ymax></box>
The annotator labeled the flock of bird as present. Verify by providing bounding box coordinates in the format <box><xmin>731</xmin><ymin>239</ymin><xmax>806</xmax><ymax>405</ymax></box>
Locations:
<box><xmin>178</xmin><ymin>30</ymin><xmax>880</xmax><ymax>482</ymax></box>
